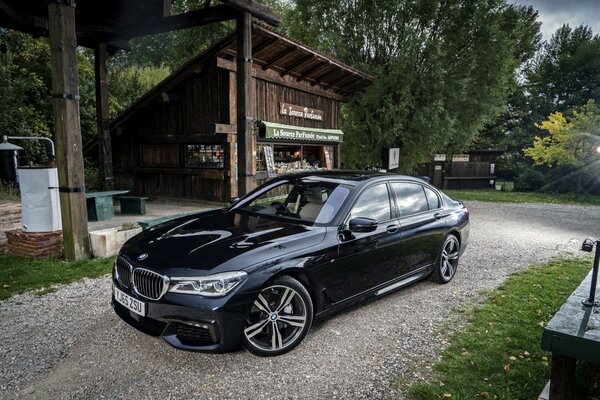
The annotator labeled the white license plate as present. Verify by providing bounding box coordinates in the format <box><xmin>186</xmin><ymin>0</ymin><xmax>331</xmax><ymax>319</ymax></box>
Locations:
<box><xmin>114</xmin><ymin>286</ymin><xmax>146</xmax><ymax>317</ymax></box>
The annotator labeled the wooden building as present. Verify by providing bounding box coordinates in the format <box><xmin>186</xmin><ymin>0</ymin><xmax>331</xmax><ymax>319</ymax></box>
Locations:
<box><xmin>109</xmin><ymin>25</ymin><xmax>372</xmax><ymax>203</ymax></box>
<box><xmin>419</xmin><ymin>149</ymin><xmax>504</xmax><ymax>189</ymax></box>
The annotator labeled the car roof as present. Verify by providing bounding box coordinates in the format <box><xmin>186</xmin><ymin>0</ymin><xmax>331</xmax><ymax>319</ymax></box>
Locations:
<box><xmin>275</xmin><ymin>170</ymin><xmax>427</xmax><ymax>187</ymax></box>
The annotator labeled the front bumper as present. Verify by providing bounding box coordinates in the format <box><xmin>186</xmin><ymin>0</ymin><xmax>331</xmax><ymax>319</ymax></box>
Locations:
<box><xmin>111</xmin><ymin>278</ymin><xmax>257</xmax><ymax>353</ymax></box>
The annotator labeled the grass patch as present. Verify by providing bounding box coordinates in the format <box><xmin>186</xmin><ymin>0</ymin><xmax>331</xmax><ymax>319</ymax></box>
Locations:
<box><xmin>0</xmin><ymin>255</ymin><xmax>114</xmax><ymax>301</ymax></box>
<box><xmin>444</xmin><ymin>189</ymin><xmax>600</xmax><ymax>206</ymax></box>
<box><xmin>0</xmin><ymin>181</ymin><xmax>19</xmax><ymax>201</ymax></box>
<box><xmin>408</xmin><ymin>258</ymin><xmax>591</xmax><ymax>400</ymax></box>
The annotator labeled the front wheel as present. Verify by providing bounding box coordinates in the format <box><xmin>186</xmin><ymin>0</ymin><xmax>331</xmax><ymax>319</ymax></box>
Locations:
<box><xmin>430</xmin><ymin>234</ymin><xmax>461</xmax><ymax>284</ymax></box>
<box><xmin>243</xmin><ymin>276</ymin><xmax>313</xmax><ymax>356</ymax></box>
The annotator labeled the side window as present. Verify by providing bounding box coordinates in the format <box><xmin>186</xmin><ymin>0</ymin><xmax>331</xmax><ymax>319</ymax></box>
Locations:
<box><xmin>424</xmin><ymin>187</ymin><xmax>440</xmax><ymax>209</ymax></box>
<box><xmin>391</xmin><ymin>182</ymin><xmax>429</xmax><ymax>216</ymax></box>
<box><xmin>348</xmin><ymin>184</ymin><xmax>391</xmax><ymax>222</ymax></box>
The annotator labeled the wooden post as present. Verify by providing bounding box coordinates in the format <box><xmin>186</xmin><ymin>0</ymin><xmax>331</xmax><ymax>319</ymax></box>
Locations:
<box><xmin>94</xmin><ymin>43</ymin><xmax>114</xmax><ymax>190</ymax></box>
<box><xmin>236</xmin><ymin>12</ymin><xmax>254</xmax><ymax>196</ymax></box>
<box><xmin>48</xmin><ymin>1</ymin><xmax>91</xmax><ymax>260</ymax></box>
<box><xmin>549</xmin><ymin>353</ymin><xmax>577</xmax><ymax>400</ymax></box>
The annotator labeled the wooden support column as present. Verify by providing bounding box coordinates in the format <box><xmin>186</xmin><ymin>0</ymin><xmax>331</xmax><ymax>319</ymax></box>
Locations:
<box><xmin>549</xmin><ymin>354</ymin><xmax>577</xmax><ymax>400</ymax></box>
<box><xmin>48</xmin><ymin>1</ymin><xmax>90</xmax><ymax>260</ymax></box>
<box><xmin>94</xmin><ymin>43</ymin><xmax>114</xmax><ymax>190</ymax></box>
<box><xmin>236</xmin><ymin>12</ymin><xmax>254</xmax><ymax>196</ymax></box>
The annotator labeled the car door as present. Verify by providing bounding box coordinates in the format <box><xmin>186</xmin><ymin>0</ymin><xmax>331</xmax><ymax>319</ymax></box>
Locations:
<box><xmin>390</xmin><ymin>182</ymin><xmax>447</xmax><ymax>273</ymax></box>
<box><xmin>317</xmin><ymin>182</ymin><xmax>402</xmax><ymax>304</ymax></box>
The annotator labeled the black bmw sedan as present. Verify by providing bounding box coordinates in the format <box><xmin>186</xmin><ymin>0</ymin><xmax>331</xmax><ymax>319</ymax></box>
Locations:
<box><xmin>112</xmin><ymin>171</ymin><xmax>469</xmax><ymax>356</ymax></box>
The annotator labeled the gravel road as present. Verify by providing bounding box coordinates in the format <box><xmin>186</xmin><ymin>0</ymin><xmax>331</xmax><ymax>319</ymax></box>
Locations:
<box><xmin>1</xmin><ymin>201</ymin><xmax>599</xmax><ymax>400</ymax></box>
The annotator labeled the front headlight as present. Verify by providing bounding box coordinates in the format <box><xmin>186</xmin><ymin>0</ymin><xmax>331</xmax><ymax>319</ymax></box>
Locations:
<box><xmin>168</xmin><ymin>271</ymin><xmax>247</xmax><ymax>297</ymax></box>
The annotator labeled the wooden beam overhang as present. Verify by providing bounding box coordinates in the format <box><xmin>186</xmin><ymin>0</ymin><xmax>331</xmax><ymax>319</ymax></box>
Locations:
<box><xmin>280</xmin><ymin>53</ymin><xmax>313</xmax><ymax>77</ymax></box>
<box><xmin>261</xmin><ymin>45</ymin><xmax>296</xmax><ymax>70</ymax></box>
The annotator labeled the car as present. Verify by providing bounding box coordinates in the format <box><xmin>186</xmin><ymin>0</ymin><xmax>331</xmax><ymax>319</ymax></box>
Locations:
<box><xmin>112</xmin><ymin>171</ymin><xmax>469</xmax><ymax>356</ymax></box>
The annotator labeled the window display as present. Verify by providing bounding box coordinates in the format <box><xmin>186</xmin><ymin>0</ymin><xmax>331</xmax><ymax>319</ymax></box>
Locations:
<box><xmin>256</xmin><ymin>142</ymin><xmax>335</xmax><ymax>174</ymax></box>
<box><xmin>185</xmin><ymin>144</ymin><xmax>224</xmax><ymax>168</ymax></box>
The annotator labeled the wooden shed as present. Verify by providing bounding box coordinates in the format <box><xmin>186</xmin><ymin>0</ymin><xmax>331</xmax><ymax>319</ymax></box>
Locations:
<box><xmin>109</xmin><ymin>24</ymin><xmax>372</xmax><ymax>203</ymax></box>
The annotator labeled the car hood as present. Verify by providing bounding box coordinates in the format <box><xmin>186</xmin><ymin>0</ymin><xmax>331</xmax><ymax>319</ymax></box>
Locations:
<box><xmin>120</xmin><ymin>209</ymin><xmax>326</xmax><ymax>275</ymax></box>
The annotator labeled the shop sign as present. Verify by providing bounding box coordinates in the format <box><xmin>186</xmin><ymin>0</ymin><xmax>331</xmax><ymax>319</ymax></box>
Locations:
<box><xmin>452</xmin><ymin>154</ymin><xmax>470</xmax><ymax>162</ymax></box>
<box><xmin>264</xmin><ymin>122</ymin><xmax>343</xmax><ymax>142</ymax></box>
<box><xmin>434</xmin><ymin>154</ymin><xmax>446</xmax><ymax>162</ymax></box>
<box><xmin>280</xmin><ymin>103</ymin><xmax>324</xmax><ymax>121</ymax></box>
<box><xmin>388</xmin><ymin>148</ymin><xmax>399</xmax><ymax>170</ymax></box>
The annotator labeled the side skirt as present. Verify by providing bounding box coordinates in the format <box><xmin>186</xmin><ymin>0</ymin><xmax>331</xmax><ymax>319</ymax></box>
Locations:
<box><xmin>314</xmin><ymin>264</ymin><xmax>433</xmax><ymax>320</ymax></box>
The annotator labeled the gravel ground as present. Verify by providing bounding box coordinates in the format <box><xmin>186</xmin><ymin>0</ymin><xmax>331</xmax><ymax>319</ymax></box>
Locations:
<box><xmin>1</xmin><ymin>201</ymin><xmax>599</xmax><ymax>400</ymax></box>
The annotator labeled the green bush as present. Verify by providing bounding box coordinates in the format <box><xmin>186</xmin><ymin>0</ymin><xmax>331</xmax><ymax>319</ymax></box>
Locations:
<box><xmin>84</xmin><ymin>158</ymin><xmax>104</xmax><ymax>192</ymax></box>
<box><xmin>515</xmin><ymin>169</ymin><xmax>546</xmax><ymax>192</ymax></box>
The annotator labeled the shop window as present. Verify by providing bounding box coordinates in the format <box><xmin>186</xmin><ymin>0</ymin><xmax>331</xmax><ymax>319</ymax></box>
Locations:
<box><xmin>185</xmin><ymin>144</ymin><xmax>224</xmax><ymax>168</ymax></box>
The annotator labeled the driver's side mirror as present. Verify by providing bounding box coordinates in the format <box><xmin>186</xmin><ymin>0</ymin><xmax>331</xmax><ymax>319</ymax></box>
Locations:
<box><xmin>349</xmin><ymin>217</ymin><xmax>378</xmax><ymax>233</ymax></box>
<box><xmin>229</xmin><ymin>197</ymin><xmax>240</xmax><ymax>205</ymax></box>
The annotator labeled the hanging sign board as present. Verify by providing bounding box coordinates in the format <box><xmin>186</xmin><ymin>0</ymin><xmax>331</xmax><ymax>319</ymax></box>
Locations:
<box><xmin>263</xmin><ymin>146</ymin><xmax>276</xmax><ymax>178</ymax></box>
<box><xmin>434</xmin><ymin>154</ymin><xmax>446</xmax><ymax>162</ymax></box>
<box><xmin>388</xmin><ymin>148</ymin><xmax>400</xmax><ymax>170</ymax></box>
<box><xmin>263</xmin><ymin>122</ymin><xmax>343</xmax><ymax>143</ymax></box>
<box><xmin>280</xmin><ymin>103</ymin><xmax>324</xmax><ymax>121</ymax></box>
<box><xmin>452</xmin><ymin>154</ymin><xmax>470</xmax><ymax>162</ymax></box>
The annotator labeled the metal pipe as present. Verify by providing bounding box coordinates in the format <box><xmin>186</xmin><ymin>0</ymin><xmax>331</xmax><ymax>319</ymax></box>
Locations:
<box><xmin>583</xmin><ymin>240</ymin><xmax>600</xmax><ymax>307</ymax></box>
<box><xmin>2</xmin><ymin>135</ymin><xmax>56</xmax><ymax>160</ymax></box>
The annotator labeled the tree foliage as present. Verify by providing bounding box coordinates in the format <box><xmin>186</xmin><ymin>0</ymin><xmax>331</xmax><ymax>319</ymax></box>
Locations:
<box><xmin>524</xmin><ymin>100</ymin><xmax>600</xmax><ymax>169</ymax></box>
<box><xmin>285</xmin><ymin>0</ymin><xmax>541</xmax><ymax>171</ymax></box>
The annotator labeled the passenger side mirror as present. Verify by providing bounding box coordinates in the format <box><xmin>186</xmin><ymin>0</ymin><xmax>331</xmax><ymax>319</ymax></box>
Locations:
<box><xmin>348</xmin><ymin>217</ymin><xmax>378</xmax><ymax>233</ymax></box>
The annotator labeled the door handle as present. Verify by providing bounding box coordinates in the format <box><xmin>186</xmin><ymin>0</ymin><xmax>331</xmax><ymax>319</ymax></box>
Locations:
<box><xmin>386</xmin><ymin>224</ymin><xmax>399</xmax><ymax>233</ymax></box>
<box><xmin>434</xmin><ymin>213</ymin><xmax>443</xmax><ymax>220</ymax></box>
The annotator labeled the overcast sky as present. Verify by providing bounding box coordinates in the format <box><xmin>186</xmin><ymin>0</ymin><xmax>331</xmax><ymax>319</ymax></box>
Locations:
<box><xmin>511</xmin><ymin>0</ymin><xmax>600</xmax><ymax>40</ymax></box>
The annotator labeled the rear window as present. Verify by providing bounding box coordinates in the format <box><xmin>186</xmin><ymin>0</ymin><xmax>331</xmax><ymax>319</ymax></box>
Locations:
<box><xmin>424</xmin><ymin>187</ymin><xmax>440</xmax><ymax>209</ymax></box>
<box><xmin>391</xmin><ymin>182</ymin><xmax>429</xmax><ymax>216</ymax></box>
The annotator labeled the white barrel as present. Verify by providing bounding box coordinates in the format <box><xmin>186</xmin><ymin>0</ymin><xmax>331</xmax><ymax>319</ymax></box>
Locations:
<box><xmin>17</xmin><ymin>167</ymin><xmax>62</xmax><ymax>232</ymax></box>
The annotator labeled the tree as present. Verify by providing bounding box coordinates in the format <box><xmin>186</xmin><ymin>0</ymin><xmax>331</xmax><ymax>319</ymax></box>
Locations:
<box><xmin>285</xmin><ymin>0</ymin><xmax>541</xmax><ymax>171</ymax></box>
<box><xmin>524</xmin><ymin>100</ymin><xmax>600</xmax><ymax>196</ymax></box>
<box><xmin>527</xmin><ymin>25</ymin><xmax>600</xmax><ymax>121</ymax></box>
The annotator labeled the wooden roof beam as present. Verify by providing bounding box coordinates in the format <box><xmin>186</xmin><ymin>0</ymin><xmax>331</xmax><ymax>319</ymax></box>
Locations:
<box><xmin>310</xmin><ymin>67</ymin><xmax>340</xmax><ymax>86</ymax></box>
<box><xmin>261</xmin><ymin>45</ymin><xmax>296</xmax><ymax>70</ymax></box>
<box><xmin>280</xmin><ymin>53</ymin><xmax>313</xmax><ymax>77</ymax></box>
<box><xmin>297</xmin><ymin>60</ymin><xmax>328</xmax><ymax>82</ymax></box>
<box><xmin>251</xmin><ymin>36</ymin><xmax>278</xmax><ymax>56</ymax></box>
<box><xmin>107</xmin><ymin>4</ymin><xmax>237</xmax><ymax>41</ymax></box>
<box><xmin>220</xmin><ymin>0</ymin><xmax>281</xmax><ymax>26</ymax></box>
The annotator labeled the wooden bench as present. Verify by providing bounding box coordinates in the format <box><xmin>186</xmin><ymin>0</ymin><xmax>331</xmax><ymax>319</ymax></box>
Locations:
<box><xmin>85</xmin><ymin>190</ymin><xmax>129</xmax><ymax>221</ymax></box>
<box><xmin>541</xmin><ymin>269</ymin><xmax>600</xmax><ymax>399</ymax></box>
<box><xmin>119</xmin><ymin>196</ymin><xmax>149</xmax><ymax>215</ymax></box>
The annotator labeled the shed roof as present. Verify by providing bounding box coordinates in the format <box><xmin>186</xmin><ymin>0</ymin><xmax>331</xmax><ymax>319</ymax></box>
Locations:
<box><xmin>111</xmin><ymin>24</ymin><xmax>373</xmax><ymax>130</ymax></box>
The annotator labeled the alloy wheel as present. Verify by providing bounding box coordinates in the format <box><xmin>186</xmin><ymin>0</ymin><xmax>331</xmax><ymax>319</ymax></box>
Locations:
<box><xmin>244</xmin><ymin>283</ymin><xmax>309</xmax><ymax>354</ymax></box>
<box><xmin>440</xmin><ymin>236</ymin><xmax>460</xmax><ymax>280</ymax></box>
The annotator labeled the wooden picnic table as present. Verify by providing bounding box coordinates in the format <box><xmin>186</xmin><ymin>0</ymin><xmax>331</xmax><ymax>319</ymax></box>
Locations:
<box><xmin>541</xmin><ymin>269</ymin><xmax>600</xmax><ymax>399</ymax></box>
<box><xmin>85</xmin><ymin>190</ymin><xmax>129</xmax><ymax>221</ymax></box>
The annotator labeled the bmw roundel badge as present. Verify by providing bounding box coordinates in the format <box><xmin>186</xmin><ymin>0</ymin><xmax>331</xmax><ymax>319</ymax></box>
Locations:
<box><xmin>137</xmin><ymin>253</ymin><xmax>148</xmax><ymax>261</ymax></box>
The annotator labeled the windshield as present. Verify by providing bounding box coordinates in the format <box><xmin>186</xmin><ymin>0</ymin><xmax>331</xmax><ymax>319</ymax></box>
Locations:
<box><xmin>237</xmin><ymin>180</ymin><xmax>351</xmax><ymax>225</ymax></box>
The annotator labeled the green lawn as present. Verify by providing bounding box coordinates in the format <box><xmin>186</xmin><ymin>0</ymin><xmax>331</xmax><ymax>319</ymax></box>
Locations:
<box><xmin>444</xmin><ymin>189</ymin><xmax>600</xmax><ymax>206</ymax></box>
<box><xmin>0</xmin><ymin>255</ymin><xmax>114</xmax><ymax>300</ymax></box>
<box><xmin>408</xmin><ymin>258</ymin><xmax>591</xmax><ymax>400</ymax></box>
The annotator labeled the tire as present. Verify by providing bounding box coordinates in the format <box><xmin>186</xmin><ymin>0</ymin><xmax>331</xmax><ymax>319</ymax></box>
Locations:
<box><xmin>430</xmin><ymin>234</ymin><xmax>461</xmax><ymax>284</ymax></box>
<box><xmin>242</xmin><ymin>276</ymin><xmax>313</xmax><ymax>356</ymax></box>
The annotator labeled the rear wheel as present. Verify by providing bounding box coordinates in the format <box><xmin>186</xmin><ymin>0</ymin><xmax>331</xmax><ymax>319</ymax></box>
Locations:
<box><xmin>243</xmin><ymin>276</ymin><xmax>313</xmax><ymax>356</ymax></box>
<box><xmin>430</xmin><ymin>234</ymin><xmax>460</xmax><ymax>284</ymax></box>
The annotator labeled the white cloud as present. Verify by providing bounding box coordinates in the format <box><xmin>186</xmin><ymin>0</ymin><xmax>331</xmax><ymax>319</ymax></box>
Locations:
<box><xmin>511</xmin><ymin>0</ymin><xmax>600</xmax><ymax>40</ymax></box>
